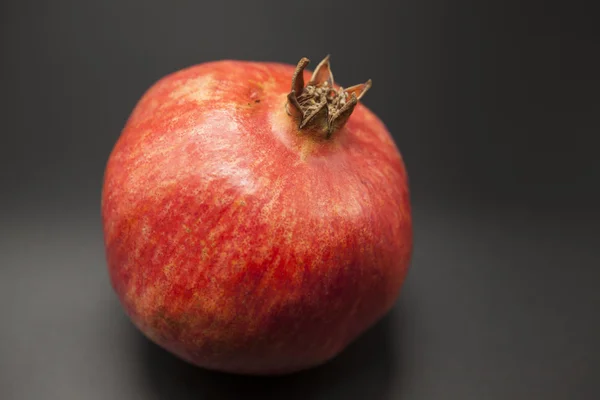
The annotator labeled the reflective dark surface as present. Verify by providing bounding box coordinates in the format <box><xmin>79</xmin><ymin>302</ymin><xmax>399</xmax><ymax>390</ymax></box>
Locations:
<box><xmin>1</xmin><ymin>1</ymin><xmax>599</xmax><ymax>399</ymax></box>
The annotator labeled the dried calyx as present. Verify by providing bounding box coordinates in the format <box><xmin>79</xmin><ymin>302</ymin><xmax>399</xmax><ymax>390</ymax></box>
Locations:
<box><xmin>286</xmin><ymin>56</ymin><xmax>372</xmax><ymax>139</ymax></box>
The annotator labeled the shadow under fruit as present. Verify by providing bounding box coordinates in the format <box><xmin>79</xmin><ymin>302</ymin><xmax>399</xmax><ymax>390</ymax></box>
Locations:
<box><xmin>101</xmin><ymin>55</ymin><xmax>412</xmax><ymax>375</ymax></box>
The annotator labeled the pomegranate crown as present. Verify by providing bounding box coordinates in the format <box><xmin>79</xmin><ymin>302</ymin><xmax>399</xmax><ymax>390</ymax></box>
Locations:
<box><xmin>285</xmin><ymin>55</ymin><xmax>372</xmax><ymax>139</ymax></box>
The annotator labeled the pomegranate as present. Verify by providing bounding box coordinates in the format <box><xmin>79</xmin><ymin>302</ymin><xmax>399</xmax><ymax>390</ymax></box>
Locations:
<box><xmin>101</xmin><ymin>55</ymin><xmax>412</xmax><ymax>375</ymax></box>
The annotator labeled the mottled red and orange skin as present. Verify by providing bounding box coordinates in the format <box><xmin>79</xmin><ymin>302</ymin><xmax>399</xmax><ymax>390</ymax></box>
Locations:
<box><xmin>101</xmin><ymin>60</ymin><xmax>412</xmax><ymax>375</ymax></box>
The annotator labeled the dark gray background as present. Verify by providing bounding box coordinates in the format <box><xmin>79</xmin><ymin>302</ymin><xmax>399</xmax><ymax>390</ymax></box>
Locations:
<box><xmin>1</xmin><ymin>0</ymin><xmax>599</xmax><ymax>399</ymax></box>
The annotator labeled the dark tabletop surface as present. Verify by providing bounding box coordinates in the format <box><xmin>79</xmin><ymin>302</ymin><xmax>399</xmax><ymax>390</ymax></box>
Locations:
<box><xmin>1</xmin><ymin>205</ymin><xmax>599</xmax><ymax>399</ymax></box>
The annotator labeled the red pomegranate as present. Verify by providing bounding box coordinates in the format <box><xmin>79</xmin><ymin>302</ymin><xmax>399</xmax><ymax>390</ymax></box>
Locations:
<box><xmin>101</xmin><ymin>55</ymin><xmax>412</xmax><ymax>375</ymax></box>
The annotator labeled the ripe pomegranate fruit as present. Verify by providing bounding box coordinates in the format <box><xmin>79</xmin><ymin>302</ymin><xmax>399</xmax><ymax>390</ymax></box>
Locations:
<box><xmin>102</xmin><ymin>55</ymin><xmax>412</xmax><ymax>375</ymax></box>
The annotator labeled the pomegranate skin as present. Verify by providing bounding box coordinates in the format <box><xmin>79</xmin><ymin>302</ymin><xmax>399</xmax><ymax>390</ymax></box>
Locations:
<box><xmin>101</xmin><ymin>59</ymin><xmax>412</xmax><ymax>375</ymax></box>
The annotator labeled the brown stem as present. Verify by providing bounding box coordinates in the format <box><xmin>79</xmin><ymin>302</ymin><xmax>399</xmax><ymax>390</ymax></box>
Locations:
<box><xmin>285</xmin><ymin>56</ymin><xmax>372</xmax><ymax>139</ymax></box>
